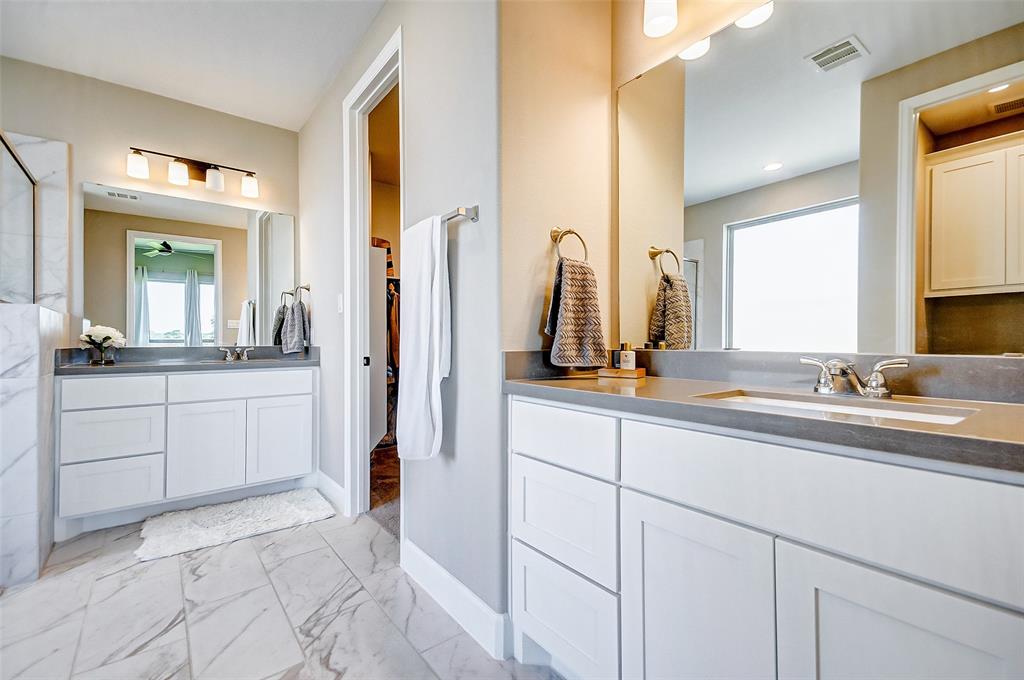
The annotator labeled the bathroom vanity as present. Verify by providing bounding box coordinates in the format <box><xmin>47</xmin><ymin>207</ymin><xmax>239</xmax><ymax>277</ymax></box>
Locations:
<box><xmin>504</xmin><ymin>376</ymin><xmax>1024</xmax><ymax>680</ymax></box>
<box><xmin>53</xmin><ymin>349</ymin><xmax>319</xmax><ymax>537</ymax></box>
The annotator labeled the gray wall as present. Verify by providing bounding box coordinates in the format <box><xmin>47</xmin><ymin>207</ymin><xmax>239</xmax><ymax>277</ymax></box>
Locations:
<box><xmin>299</xmin><ymin>1</ymin><xmax>504</xmax><ymax>610</ymax></box>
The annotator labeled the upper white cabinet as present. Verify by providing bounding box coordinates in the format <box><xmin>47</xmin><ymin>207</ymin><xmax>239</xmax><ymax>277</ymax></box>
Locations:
<box><xmin>246</xmin><ymin>394</ymin><xmax>313</xmax><ymax>484</ymax></box>
<box><xmin>927</xmin><ymin>142</ymin><xmax>1024</xmax><ymax>295</ymax></box>
<box><xmin>776</xmin><ymin>540</ymin><xmax>1024</xmax><ymax>680</ymax></box>
<box><xmin>620</xmin><ymin>489</ymin><xmax>776</xmax><ymax>680</ymax></box>
<box><xmin>167</xmin><ymin>400</ymin><xmax>247</xmax><ymax>498</ymax></box>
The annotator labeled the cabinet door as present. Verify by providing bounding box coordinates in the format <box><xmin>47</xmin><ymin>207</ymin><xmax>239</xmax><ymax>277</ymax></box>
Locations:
<box><xmin>167</xmin><ymin>400</ymin><xmax>246</xmax><ymax>498</ymax></box>
<box><xmin>929</xmin><ymin>150</ymin><xmax>1006</xmax><ymax>291</ymax></box>
<box><xmin>1007</xmin><ymin>144</ymin><xmax>1024</xmax><ymax>284</ymax></box>
<box><xmin>620</xmin><ymin>490</ymin><xmax>776</xmax><ymax>680</ymax></box>
<box><xmin>777</xmin><ymin>540</ymin><xmax>1024</xmax><ymax>680</ymax></box>
<box><xmin>246</xmin><ymin>395</ymin><xmax>313</xmax><ymax>484</ymax></box>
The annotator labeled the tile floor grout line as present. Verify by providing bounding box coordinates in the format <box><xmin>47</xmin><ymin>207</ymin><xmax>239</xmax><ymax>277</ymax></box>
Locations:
<box><xmin>175</xmin><ymin>553</ymin><xmax>199</xmax><ymax>680</ymax></box>
<box><xmin>253</xmin><ymin>536</ymin><xmax>316</xmax><ymax>677</ymax></box>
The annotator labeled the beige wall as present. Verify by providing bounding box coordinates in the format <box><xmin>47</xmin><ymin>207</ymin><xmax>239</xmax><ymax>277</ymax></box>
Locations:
<box><xmin>617</xmin><ymin>57</ymin><xmax>685</xmax><ymax>346</ymax></box>
<box><xmin>83</xmin><ymin>209</ymin><xmax>247</xmax><ymax>344</ymax></box>
<box><xmin>370</xmin><ymin>181</ymin><xmax>401</xmax><ymax>276</ymax></box>
<box><xmin>684</xmin><ymin>161</ymin><xmax>859</xmax><ymax>348</ymax></box>
<box><xmin>1</xmin><ymin>58</ymin><xmax>299</xmax><ymax>340</ymax></box>
<box><xmin>857</xmin><ymin>23</ymin><xmax>1024</xmax><ymax>352</ymax></box>
<box><xmin>501</xmin><ymin>0</ymin><xmax>613</xmax><ymax>350</ymax></box>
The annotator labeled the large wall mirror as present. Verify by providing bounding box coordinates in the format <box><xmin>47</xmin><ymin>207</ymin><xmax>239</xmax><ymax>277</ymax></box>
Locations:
<box><xmin>83</xmin><ymin>182</ymin><xmax>295</xmax><ymax>346</ymax></box>
<box><xmin>617</xmin><ymin>1</ymin><xmax>1024</xmax><ymax>355</ymax></box>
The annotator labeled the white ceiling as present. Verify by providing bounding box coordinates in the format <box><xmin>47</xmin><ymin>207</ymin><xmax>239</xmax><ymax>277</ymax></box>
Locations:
<box><xmin>84</xmin><ymin>182</ymin><xmax>252</xmax><ymax>229</ymax></box>
<box><xmin>0</xmin><ymin>0</ymin><xmax>384</xmax><ymax>131</ymax></box>
<box><xmin>683</xmin><ymin>1</ymin><xmax>1024</xmax><ymax>205</ymax></box>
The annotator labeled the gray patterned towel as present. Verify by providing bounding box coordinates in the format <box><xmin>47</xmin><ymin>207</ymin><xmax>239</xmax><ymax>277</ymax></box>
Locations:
<box><xmin>545</xmin><ymin>257</ymin><xmax>607</xmax><ymax>367</ymax></box>
<box><xmin>648</xmin><ymin>273</ymin><xmax>693</xmax><ymax>349</ymax></box>
<box><xmin>281</xmin><ymin>298</ymin><xmax>310</xmax><ymax>354</ymax></box>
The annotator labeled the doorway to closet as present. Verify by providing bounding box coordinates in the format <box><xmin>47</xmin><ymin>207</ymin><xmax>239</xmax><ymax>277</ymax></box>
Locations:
<box><xmin>367</xmin><ymin>83</ymin><xmax>401</xmax><ymax>538</ymax></box>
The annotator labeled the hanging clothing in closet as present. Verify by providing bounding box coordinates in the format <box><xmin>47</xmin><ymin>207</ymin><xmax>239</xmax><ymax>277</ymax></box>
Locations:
<box><xmin>372</xmin><ymin>237</ymin><xmax>401</xmax><ymax>449</ymax></box>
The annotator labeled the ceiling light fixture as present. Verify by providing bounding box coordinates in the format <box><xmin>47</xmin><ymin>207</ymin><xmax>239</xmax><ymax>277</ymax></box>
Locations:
<box><xmin>643</xmin><ymin>0</ymin><xmax>678</xmax><ymax>38</ymax></box>
<box><xmin>125</xmin><ymin>149</ymin><xmax>150</xmax><ymax>179</ymax></box>
<box><xmin>125</xmin><ymin>148</ymin><xmax>258</xmax><ymax>197</ymax></box>
<box><xmin>988</xmin><ymin>83</ymin><xmax>1010</xmax><ymax>93</ymax></box>
<box><xmin>763</xmin><ymin>162</ymin><xmax>783</xmax><ymax>172</ymax></box>
<box><xmin>734</xmin><ymin>1</ymin><xmax>774</xmax><ymax>29</ymax></box>
<box><xmin>678</xmin><ymin>36</ymin><xmax>711</xmax><ymax>61</ymax></box>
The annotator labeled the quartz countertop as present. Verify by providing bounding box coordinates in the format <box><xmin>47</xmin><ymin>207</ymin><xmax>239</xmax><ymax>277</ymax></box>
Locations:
<box><xmin>504</xmin><ymin>375</ymin><xmax>1024</xmax><ymax>485</ymax></box>
<box><xmin>54</xmin><ymin>346</ymin><xmax>320</xmax><ymax>375</ymax></box>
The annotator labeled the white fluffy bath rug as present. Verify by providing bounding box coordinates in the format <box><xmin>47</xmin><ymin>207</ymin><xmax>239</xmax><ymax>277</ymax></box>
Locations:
<box><xmin>135</xmin><ymin>489</ymin><xmax>335</xmax><ymax>561</ymax></box>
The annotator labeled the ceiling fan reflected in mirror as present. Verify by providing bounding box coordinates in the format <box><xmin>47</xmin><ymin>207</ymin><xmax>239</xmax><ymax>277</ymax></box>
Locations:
<box><xmin>139</xmin><ymin>240</ymin><xmax>208</xmax><ymax>260</ymax></box>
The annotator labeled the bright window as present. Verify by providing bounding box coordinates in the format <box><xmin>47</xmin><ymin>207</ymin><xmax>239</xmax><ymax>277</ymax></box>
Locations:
<box><xmin>726</xmin><ymin>199</ymin><xmax>859</xmax><ymax>352</ymax></box>
<box><xmin>146</xmin><ymin>280</ymin><xmax>215</xmax><ymax>344</ymax></box>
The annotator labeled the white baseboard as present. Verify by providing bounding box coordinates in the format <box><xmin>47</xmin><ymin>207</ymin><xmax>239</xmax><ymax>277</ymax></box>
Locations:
<box><xmin>401</xmin><ymin>539</ymin><xmax>511</xmax><ymax>660</ymax></box>
<box><xmin>315</xmin><ymin>471</ymin><xmax>352</xmax><ymax>516</ymax></box>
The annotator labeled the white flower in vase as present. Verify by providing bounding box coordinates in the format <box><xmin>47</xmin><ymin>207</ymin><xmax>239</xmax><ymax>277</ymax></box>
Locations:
<box><xmin>80</xmin><ymin>325</ymin><xmax>127</xmax><ymax>363</ymax></box>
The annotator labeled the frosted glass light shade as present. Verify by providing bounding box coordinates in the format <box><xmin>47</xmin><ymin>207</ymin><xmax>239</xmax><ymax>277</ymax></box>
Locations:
<box><xmin>126</xmin><ymin>150</ymin><xmax>149</xmax><ymax>179</ymax></box>
<box><xmin>241</xmin><ymin>173</ymin><xmax>259</xmax><ymax>198</ymax></box>
<box><xmin>205</xmin><ymin>167</ymin><xmax>225</xmax><ymax>192</ymax></box>
<box><xmin>678</xmin><ymin>36</ymin><xmax>711</xmax><ymax>60</ymax></box>
<box><xmin>643</xmin><ymin>0</ymin><xmax>677</xmax><ymax>38</ymax></box>
<box><xmin>735</xmin><ymin>1</ymin><xmax>774</xmax><ymax>29</ymax></box>
<box><xmin>167</xmin><ymin>159</ymin><xmax>189</xmax><ymax>186</ymax></box>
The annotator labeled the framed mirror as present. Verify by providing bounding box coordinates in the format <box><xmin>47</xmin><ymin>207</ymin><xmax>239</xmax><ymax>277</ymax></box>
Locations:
<box><xmin>617</xmin><ymin>1</ymin><xmax>1024</xmax><ymax>355</ymax></box>
<box><xmin>83</xmin><ymin>182</ymin><xmax>295</xmax><ymax>346</ymax></box>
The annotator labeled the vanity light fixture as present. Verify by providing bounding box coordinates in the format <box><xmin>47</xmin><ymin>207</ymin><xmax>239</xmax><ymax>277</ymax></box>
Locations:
<box><xmin>124</xmin><ymin>147</ymin><xmax>258</xmax><ymax>196</ymax></box>
<box><xmin>678</xmin><ymin>36</ymin><xmax>711</xmax><ymax>61</ymax></box>
<box><xmin>643</xmin><ymin>0</ymin><xmax>678</xmax><ymax>38</ymax></box>
<box><xmin>763</xmin><ymin>161</ymin><xmax>783</xmax><ymax>172</ymax></box>
<box><xmin>125</xmin><ymin>149</ymin><xmax>150</xmax><ymax>179</ymax></box>
<box><xmin>734</xmin><ymin>1</ymin><xmax>774</xmax><ymax>29</ymax></box>
<box><xmin>988</xmin><ymin>83</ymin><xmax>1010</xmax><ymax>93</ymax></box>
<box><xmin>167</xmin><ymin>159</ymin><xmax>190</xmax><ymax>186</ymax></box>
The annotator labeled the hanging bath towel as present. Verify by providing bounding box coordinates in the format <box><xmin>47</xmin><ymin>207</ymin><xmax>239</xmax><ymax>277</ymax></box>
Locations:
<box><xmin>236</xmin><ymin>300</ymin><xmax>256</xmax><ymax>346</ymax></box>
<box><xmin>281</xmin><ymin>291</ymin><xmax>310</xmax><ymax>354</ymax></box>
<box><xmin>396</xmin><ymin>215</ymin><xmax>450</xmax><ymax>460</ymax></box>
<box><xmin>544</xmin><ymin>257</ymin><xmax>607</xmax><ymax>367</ymax></box>
<box><xmin>648</xmin><ymin>273</ymin><xmax>693</xmax><ymax>349</ymax></box>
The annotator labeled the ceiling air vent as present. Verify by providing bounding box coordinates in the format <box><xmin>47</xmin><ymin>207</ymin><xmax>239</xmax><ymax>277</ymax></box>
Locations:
<box><xmin>990</xmin><ymin>97</ymin><xmax>1024</xmax><ymax>116</ymax></box>
<box><xmin>106</xmin><ymin>191</ymin><xmax>140</xmax><ymax>200</ymax></box>
<box><xmin>806</xmin><ymin>35</ymin><xmax>868</xmax><ymax>72</ymax></box>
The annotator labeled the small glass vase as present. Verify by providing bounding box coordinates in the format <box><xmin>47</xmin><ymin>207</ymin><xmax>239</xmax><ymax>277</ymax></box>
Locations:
<box><xmin>102</xmin><ymin>347</ymin><xmax>117</xmax><ymax>366</ymax></box>
<box><xmin>88</xmin><ymin>347</ymin><xmax>104</xmax><ymax>366</ymax></box>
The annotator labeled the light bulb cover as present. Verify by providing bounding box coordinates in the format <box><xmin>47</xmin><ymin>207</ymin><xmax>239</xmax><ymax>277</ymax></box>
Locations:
<box><xmin>241</xmin><ymin>173</ymin><xmax>260</xmax><ymax>198</ymax></box>
<box><xmin>167</xmin><ymin>159</ymin><xmax>190</xmax><ymax>186</ymax></box>
<box><xmin>763</xmin><ymin>162</ymin><xmax>783</xmax><ymax>172</ymax></box>
<box><xmin>678</xmin><ymin>36</ymin><xmax>711</xmax><ymax>61</ymax></box>
<box><xmin>643</xmin><ymin>0</ymin><xmax>677</xmax><ymax>38</ymax></box>
<box><xmin>988</xmin><ymin>83</ymin><xmax>1010</xmax><ymax>93</ymax></box>
<box><xmin>126</xmin><ymin>150</ymin><xmax>150</xmax><ymax>179</ymax></box>
<box><xmin>734</xmin><ymin>1</ymin><xmax>774</xmax><ymax>29</ymax></box>
<box><xmin>205</xmin><ymin>167</ymin><xmax>225</xmax><ymax>192</ymax></box>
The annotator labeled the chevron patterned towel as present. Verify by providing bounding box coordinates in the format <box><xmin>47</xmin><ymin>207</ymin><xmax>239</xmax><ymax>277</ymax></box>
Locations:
<box><xmin>545</xmin><ymin>257</ymin><xmax>607</xmax><ymax>367</ymax></box>
<box><xmin>648</xmin><ymin>273</ymin><xmax>693</xmax><ymax>349</ymax></box>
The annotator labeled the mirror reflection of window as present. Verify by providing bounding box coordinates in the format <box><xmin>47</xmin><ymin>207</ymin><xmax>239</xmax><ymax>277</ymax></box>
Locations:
<box><xmin>726</xmin><ymin>200</ymin><xmax>859</xmax><ymax>353</ymax></box>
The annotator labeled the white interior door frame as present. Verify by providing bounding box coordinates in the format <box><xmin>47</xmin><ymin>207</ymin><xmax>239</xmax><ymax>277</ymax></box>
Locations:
<box><xmin>341</xmin><ymin>27</ymin><xmax>403</xmax><ymax>517</ymax></box>
<box><xmin>894</xmin><ymin>59</ymin><xmax>1024</xmax><ymax>353</ymax></box>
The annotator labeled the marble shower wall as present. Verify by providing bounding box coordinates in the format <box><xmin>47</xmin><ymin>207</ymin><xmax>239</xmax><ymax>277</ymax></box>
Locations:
<box><xmin>0</xmin><ymin>305</ymin><xmax>65</xmax><ymax>586</ymax></box>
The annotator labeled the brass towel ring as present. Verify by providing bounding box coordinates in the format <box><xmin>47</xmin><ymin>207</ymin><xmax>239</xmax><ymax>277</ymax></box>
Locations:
<box><xmin>550</xmin><ymin>227</ymin><xmax>589</xmax><ymax>261</ymax></box>
<box><xmin>649</xmin><ymin>246</ymin><xmax>681</xmax><ymax>276</ymax></box>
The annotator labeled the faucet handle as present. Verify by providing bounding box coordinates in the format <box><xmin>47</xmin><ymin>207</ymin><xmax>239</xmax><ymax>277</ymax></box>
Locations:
<box><xmin>236</xmin><ymin>346</ymin><xmax>256</xmax><ymax>361</ymax></box>
<box><xmin>800</xmin><ymin>356</ymin><xmax>834</xmax><ymax>393</ymax></box>
<box><xmin>799</xmin><ymin>356</ymin><xmax>827</xmax><ymax>371</ymax></box>
<box><xmin>871</xmin><ymin>358</ymin><xmax>909</xmax><ymax>373</ymax></box>
<box><xmin>865</xmin><ymin>358</ymin><xmax>908</xmax><ymax>399</ymax></box>
<box><xmin>218</xmin><ymin>347</ymin><xmax>236</xmax><ymax>362</ymax></box>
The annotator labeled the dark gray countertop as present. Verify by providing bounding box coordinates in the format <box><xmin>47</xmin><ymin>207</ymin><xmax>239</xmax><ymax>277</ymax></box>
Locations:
<box><xmin>504</xmin><ymin>376</ymin><xmax>1024</xmax><ymax>485</ymax></box>
<box><xmin>54</xmin><ymin>346</ymin><xmax>320</xmax><ymax>376</ymax></box>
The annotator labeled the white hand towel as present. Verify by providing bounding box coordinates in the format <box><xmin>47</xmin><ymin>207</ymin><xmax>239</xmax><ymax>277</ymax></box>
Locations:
<box><xmin>236</xmin><ymin>300</ymin><xmax>256</xmax><ymax>345</ymax></box>
<box><xmin>396</xmin><ymin>215</ymin><xmax>450</xmax><ymax>460</ymax></box>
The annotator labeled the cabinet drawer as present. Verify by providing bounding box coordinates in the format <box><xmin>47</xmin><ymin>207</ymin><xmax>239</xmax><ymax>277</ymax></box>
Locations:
<box><xmin>512</xmin><ymin>541</ymin><xmax>619</xmax><ymax>680</ymax></box>
<box><xmin>61</xmin><ymin>375</ymin><xmax>166</xmax><ymax>410</ymax></box>
<box><xmin>59</xmin><ymin>454</ymin><xmax>164</xmax><ymax>517</ymax></box>
<box><xmin>621</xmin><ymin>419</ymin><xmax>1024</xmax><ymax>610</ymax></box>
<box><xmin>168</xmin><ymin>369</ymin><xmax>312</xmax><ymax>403</ymax></box>
<box><xmin>60</xmin><ymin>406</ymin><xmax>165</xmax><ymax>464</ymax></box>
<box><xmin>509</xmin><ymin>400</ymin><xmax>618</xmax><ymax>480</ymax></box>
<box><xmin>511</xmin><ymin>454</ymin><xmax>618</xmax><ymax>589</ymax></box>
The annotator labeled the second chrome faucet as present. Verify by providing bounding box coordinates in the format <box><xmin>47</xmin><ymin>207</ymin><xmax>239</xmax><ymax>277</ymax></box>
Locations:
<box><xmin>800</xmin><ymin>356</ymin><xmax>909</xmax><ymax>399</ymax></box>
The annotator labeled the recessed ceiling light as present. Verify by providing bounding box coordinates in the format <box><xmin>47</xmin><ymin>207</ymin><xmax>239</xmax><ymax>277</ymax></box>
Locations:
<box><xmin>734</xmin><ymin>1</ymin><xmax>774</xmax><ymax>29</ymax></box>
<box><xmin>988</xmin><ymin>83</ymin><xmax>1010</xmax><ymax>93</ymax></box>
<box><xmin>763</xmin><ymin>162</ymin><xmax>783</xmax><ymax>172</ymax></box>
<box><xmin>678</xmin><ymin>36</ymin><xmax>711</xmax><ymax>61</ymax></box>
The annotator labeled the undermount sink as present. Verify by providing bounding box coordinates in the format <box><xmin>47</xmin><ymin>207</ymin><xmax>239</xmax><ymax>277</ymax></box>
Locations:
<box><xmin>696</xmin><ymin>389</ymin><xmax>976</xmax><ymax>425</ymax></box>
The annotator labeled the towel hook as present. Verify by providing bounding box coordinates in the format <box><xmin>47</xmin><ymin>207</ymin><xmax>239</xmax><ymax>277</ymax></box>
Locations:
<box><xmin>550</xmin><ymin>227</ymin><xmax>589</xmax><ymax>261</ymax></box>
<box><xmin>649</xmin><ymin>246</ymin><xmax>681</xmax><ymax>276</ymax></box>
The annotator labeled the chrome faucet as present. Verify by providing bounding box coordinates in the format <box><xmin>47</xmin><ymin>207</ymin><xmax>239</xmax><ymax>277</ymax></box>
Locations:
<box><xmin>218</xmin><ymin>347</ymin><xmax>237</xmax><ymax>362</ymax></box>
<box><xmin>800</xmin><ymin>356</ymin><xmax>908</xmax><ymax>399</ymax></box>
<box><xmin>236</xmin><ymin>347</ymin><xmax>255</xmax><ymax>361</ymax></box>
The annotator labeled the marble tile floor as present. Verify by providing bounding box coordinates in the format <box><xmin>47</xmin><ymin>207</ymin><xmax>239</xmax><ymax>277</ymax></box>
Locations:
<box><xmin>0</xmin><ymin>514</ymin><xmax>556</xmax><ymax>680</ymax></box>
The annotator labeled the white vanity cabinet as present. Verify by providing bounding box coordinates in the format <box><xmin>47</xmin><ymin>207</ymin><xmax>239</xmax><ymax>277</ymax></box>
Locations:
<box><xmin>507</xmin><ymin>396</ymin><xmax>1024</xmax><ymax>680</ymax></box>
<box><xmin>57</xmin><ymin>367</ymin><xmax>317</xmax><ymax>520</ymax></box>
